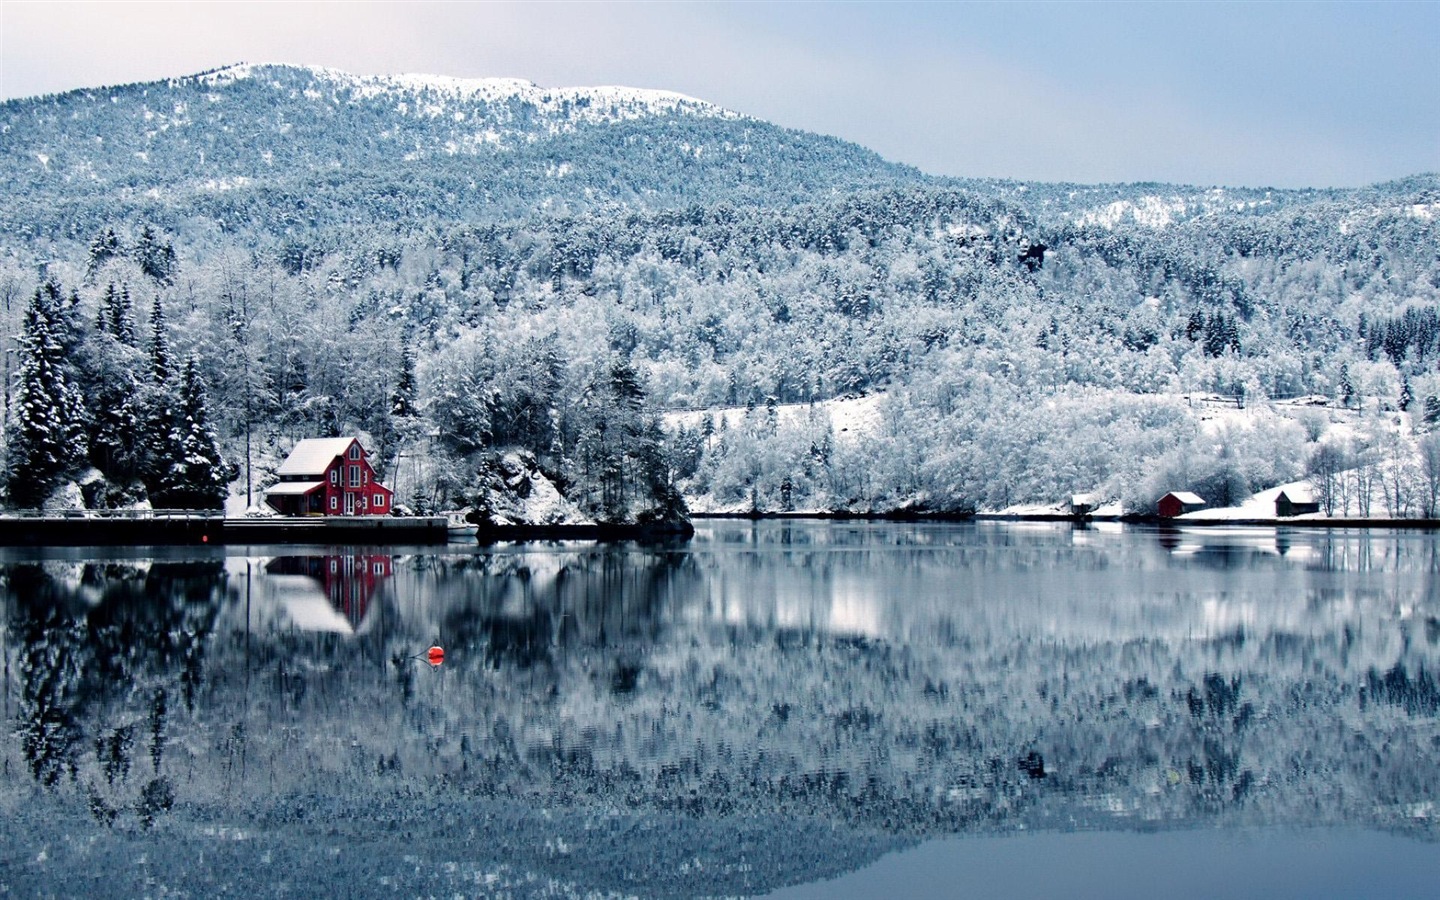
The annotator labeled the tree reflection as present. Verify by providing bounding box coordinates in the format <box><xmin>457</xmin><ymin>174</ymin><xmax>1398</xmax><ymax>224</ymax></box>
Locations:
<box><xmin>6</xmin><ymin>559</ymin><xmax>222</xmax><ymax>828</ymax></box>
<box><xmin>2</xmin><ymin>525</ymin><xmax>1438</xmax><ymax>861</ymax></box>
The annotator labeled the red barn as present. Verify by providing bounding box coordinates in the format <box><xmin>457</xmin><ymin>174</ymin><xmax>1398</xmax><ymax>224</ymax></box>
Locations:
<box><xmin>1157</xmin><ymin>491</ymin><xmax>1206</xmax><ymax>518</ymax></box>
<box><xmin>263</xmin><ymin>437</ymin><xmax>393</xmax><ymax>516</ymax></box>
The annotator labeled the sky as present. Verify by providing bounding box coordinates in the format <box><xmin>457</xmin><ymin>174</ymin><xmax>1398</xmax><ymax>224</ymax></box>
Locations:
<box><xmin>1</xmin><ymin>0</ymin><xmax>1435</xmax><ymax>189</ymax></box>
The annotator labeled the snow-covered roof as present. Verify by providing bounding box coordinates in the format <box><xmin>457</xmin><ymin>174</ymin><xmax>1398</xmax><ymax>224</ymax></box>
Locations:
<box><xmin>262</xmin><ymin>480</ymin><xmax>325</xmax><ymax>496</ymax></box>
<box><xmin>1275</xmin><ymin>487</ymin><xmax>1316</xmax><ymax>504</ymax></box>
<box><xmin>275</xmin><ymin>438</ymin><xmax>359</xmax><ymax>477</ymax></box>
<box><xmin>1165</xmin><ymin>491</ymin><xmax>1206</xmax><ymax>505</ymax></box>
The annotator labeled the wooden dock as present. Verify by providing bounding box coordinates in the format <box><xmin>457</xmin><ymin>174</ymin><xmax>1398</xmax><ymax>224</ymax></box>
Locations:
<box><xmin>0</xmin><ymin>511</ymin><xmax>449</xmax><ymax>546</ymax></box>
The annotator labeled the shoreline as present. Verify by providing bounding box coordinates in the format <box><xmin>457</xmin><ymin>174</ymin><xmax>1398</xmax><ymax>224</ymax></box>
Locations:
<box><xmin>0</xmin><ymin>514</ymin><xmax>699</xmax><ymax>547</ymax></box>
<box><xmin>690</xmin><ymin>509</ymin><xmax>976</xmax><ymax>522</ymax></box>
<box><xmin>692</xmin><ymin>510</ymin><xmax>1440</xmax><ymax>529</ymax></box>
<box><xmin>473</xmin><ymin>519</ymin><xmax>696</xmax><ymax>544</ymax></box>
<box><xmin>4</xmin><ymin>509</ymin><xmax>1437</xmax><ymax>547</ymax></box>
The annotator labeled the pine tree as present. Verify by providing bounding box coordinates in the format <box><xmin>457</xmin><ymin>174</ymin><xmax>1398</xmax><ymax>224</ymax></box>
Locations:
<box><xmin>150</xmin><ymin>355</ymin><xmax>230</xmax><ymax>509</ymax></box>
<box><xmin>97</xmin><ymin>283</ymin><xmax>118</xmax><ymax>336</ymax></box>
<box><xmin>86</xmin><ymin>227</ymin><xmax>122</xmax><ymax>278</ymax></box>
<box><xmin>114</xmin><ymin>285</ymin><xmax>136</xmax><ymax>347</ymax></box>
<box><xmin>134</xmin><ymin>226</ymin><xmax>176</xmax><ymax>285</ymax></box>
<box><xmin>390</xmin><ymin>343</ymin><xmax>418</xmax><ymax>418</ymax></box>
<box><xmin>149</xmin><ymin>295</ymin><xmax>170</xmax><ymax>384</ymax></box>
<box><xmin>88</xmin><ymin>370</ymin><xmax>146</xmax><ymax>484</ymax></box>
<box><xmin>1339</xmin><ymin>364</ymin><xmax>1355</xmax><ymax>408</ymax></box>
<box><xmin>5</xmin><ymin>286</ymin><xmax>89</xmax><ymax>505</ymax></box>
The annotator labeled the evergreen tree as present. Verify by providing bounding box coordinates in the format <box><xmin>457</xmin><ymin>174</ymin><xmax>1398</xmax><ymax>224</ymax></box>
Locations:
<box><xmin>97</xmin><ymin>283</ymin><xmax>118</xmax><ymax>336</ymax></box>
<box><xmin>88</xmin><ymin>370</ymin><xmax>146</xmax><ymax>483</ymax></box>
<box><xmin>149</xmin><ymin>295</ymin><xmax>170</xmax><ymax>384</ymax></box>
<box><xmin>1203</xmin><ymin>312</ymin><xmax>1240</xmax><ymax>358</ymax></box>
<box><xmin>150</xmin><ymin>355</ymin><xmax>231</xmax><ymax>509</ymax></box>
<box><xmin>1339</xmin><ymin>364</ymin><xmax>1356</xmax><ymax>409</ymax></box>
<box><xmin>1185</xmin><ymin>310</ymin><xmax>1206</xmax><ymax>342</ymax></box>
<box><xmin>86</xmin><ymin>227</ymin><xmax>122</xmax><ymax>278</ymax></box>
<box><xmin>390</xmin><ymin>343</ymin><xmax>418</xmax><ymax>418</ymax></box>
<box><xmin>134</xmin><ymin>226</ymin><xmax>176</xmax><ymax>285</ymax></box>
<box><xmin>113</xmin><ymin>285</ymin><xmax>136</xmax><ymax>347</ymax></box>
<box><xmin>5</xmin><ymin>286</ymin><xmax>89</xmax><ymax>505</ymax></box>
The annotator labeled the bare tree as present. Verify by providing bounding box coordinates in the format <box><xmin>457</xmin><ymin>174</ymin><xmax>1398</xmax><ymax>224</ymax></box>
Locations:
<box><xmin>1383</xmin><ymin>435</ymin><xmax>1415</xmax><ymax>518</ymax></box>
<box><xmin>1419</xmin><ymin>433</ymin><xmax>1440</xmax><ymax>518</ymax></box>
<box><xmin>1308</xmin><ymin>443</ymin><xmax>1345</xmax><ymax>516</ymax></box>
<box><xmin>1352</xmin><ymin>443</ymin><xmax>1378</xmax><ymax>518</ymax></box>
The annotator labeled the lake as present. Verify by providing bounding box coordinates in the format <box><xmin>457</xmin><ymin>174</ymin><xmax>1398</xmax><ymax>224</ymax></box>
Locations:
<box><xmin>2</xmin><ymin>521</ymin><xmax>1437</xmax><ymax>897</ymax></box>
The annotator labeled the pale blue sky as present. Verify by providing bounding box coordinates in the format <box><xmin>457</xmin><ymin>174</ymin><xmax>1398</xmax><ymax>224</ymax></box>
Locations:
<box><xmin>2</xmin><ymin>1</ymin><xmax>1435</xmax><ymax>188</ymax></box>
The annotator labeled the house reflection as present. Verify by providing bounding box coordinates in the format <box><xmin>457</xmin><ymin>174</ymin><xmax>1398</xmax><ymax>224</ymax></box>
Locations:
<box><xmin>265</xmin><ymin>554</ymin><xmax>393</xmax><ymax>634</ymax></box>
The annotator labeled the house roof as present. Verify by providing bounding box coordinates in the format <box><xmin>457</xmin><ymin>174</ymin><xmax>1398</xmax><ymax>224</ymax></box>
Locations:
<box><xmin>1276</xmin><ymin>487</ymin><xmax>1316</xmax><ymax>504</ymax></box>
<box><xmin>1165</xmin><ymin>491</ymin><xmax>1206</xmax><ymax>505</ymax></box>
<box><xmin>276</xmin><ymin>438</ymin><xmax>359</xmax><ymax>477</ymax></box>
<box><xmin>263</xmin><ymin>480</ymin><xmax>325</xmax><ymax>496</ymax></box>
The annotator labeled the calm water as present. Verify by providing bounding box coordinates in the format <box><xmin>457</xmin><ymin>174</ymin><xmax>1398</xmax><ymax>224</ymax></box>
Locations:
<box><xmin>2</xmin><ymin>521</ymin><xmax>1437</xmax><ymax>897</ymax></box>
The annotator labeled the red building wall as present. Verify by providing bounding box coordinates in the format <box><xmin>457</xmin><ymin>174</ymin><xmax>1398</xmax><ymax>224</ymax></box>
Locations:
<box><xmin>318</xmin><ymin>451</ymin><xmax>392</xmax><ymax>516</ymax></box>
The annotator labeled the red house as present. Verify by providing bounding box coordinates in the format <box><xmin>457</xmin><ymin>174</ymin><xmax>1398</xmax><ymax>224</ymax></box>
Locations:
<box><xmin>263</xmin><ymin>437</ymin><xmax>394</xmax><ymax>516</ymax></box>
<box><xmin>1157</xmin><ymin>491</ymin><xmax>1206</xmax><ymax>518</ymax></box>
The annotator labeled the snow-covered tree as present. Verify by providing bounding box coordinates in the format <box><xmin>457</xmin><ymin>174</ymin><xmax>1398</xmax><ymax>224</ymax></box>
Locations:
<box><xmin>4</xmin><ymin>285</ymin><xmax>89</xmax><ymax>505</ymax></box>
<box><xmin>148</xmin><ymin>355</ymin><xmax>231</xmax><ymax>509</ymax></box>
<box><xmin>148</xmin><ymin>294</ymin><xmax>171</xmax><ymax>385</ymax></box>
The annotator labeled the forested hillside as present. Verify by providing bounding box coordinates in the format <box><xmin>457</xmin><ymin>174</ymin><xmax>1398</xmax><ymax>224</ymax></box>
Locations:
<box><xmin>2</xmin><ymin>65</ymin><xmax>1437</xmax><ymax>516</ymax></box>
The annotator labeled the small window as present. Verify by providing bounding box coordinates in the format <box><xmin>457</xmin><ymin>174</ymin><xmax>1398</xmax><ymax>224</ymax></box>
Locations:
<box><xmin>329</xmin><ymin>469</ymin><xmax>338</xmax><ymax>485</ymax></box>
<box><xmin>373</xmin><ymin>562</ymin><xmax>385</xmax><ymax>575</ymax></box>
<box><xmin>348</xmin><ymin>465</ymin><xmax>361</xmax><ymax>487</ymax></box>
<box><xmin>374</xmin><ymin>493</ymin><xmax>385</xmax><ymax>506</ymax></box>
<box><xmin>348</xmin><ymin>443</ymin><xmax>361</xmax><ymax>460</ymax></box>
<box><xmin>329</xmin><ymin>496</ymin><xmax>337</xmax><ymax>511</ymax></box>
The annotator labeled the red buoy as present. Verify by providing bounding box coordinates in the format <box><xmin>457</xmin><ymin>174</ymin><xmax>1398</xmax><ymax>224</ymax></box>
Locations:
<box><xmin>426</xmin><ymin>645</ymin><xmax>445</xmax><ymax>666</ymax></box>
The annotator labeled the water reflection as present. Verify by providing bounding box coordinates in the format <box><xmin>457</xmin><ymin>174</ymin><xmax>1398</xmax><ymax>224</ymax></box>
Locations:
<box><xmin>264</xmin><ymin>553</ymin><xmax>393</xmax><ymax>634</ymax></box>
<box><xmin>1</xmin><ymin>524</ymin><xmax>1438</xmax><ymax>897</ymax></box>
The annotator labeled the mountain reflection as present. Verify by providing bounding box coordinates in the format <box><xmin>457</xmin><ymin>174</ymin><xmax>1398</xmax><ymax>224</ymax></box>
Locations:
<box><xmin>2</xmin><ymin>523</ymin><xmax>1438</xmax><ymax>896</ymax></box>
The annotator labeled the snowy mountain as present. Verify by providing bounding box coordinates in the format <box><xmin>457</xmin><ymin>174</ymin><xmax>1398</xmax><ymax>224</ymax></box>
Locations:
<box><xmin>2</xmin><ymin>63</ymin><xmax>923</xmax><ymax>240</ymax></box>
<box><xmin>0</xmin><ymin>65</ymin><xmax>1438</xmax><ymax>518</ymax></box>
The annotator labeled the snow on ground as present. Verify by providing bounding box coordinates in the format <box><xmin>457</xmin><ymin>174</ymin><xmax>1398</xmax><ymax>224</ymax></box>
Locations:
<box><xmin>479</xmin><ymin>452</ymin><xmax>592</xmax><ymax>526</ymax></box>
<box><xmin>986</xmin><ymin>499</ymin><xmax>1126</xmax><ymax>518</ymax></box>
<box><xmin>1076</xmin><ymin>196</ymin><xmax>1189</xmax><ymax>229</ymax></box>
<box><xmin>663</xmin><ymin>393</ymin><xmax>885</xmax><ymax>446</ymax></box>
<box><xmin>195</xmin><ymin>64</ymin><xmax>735</xmax><ymax>125</ymax></box>
<box><xmin>1178</xmin><ymin>480</ymin><xmax>1318</xmax><ymax>521</ymax></box>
